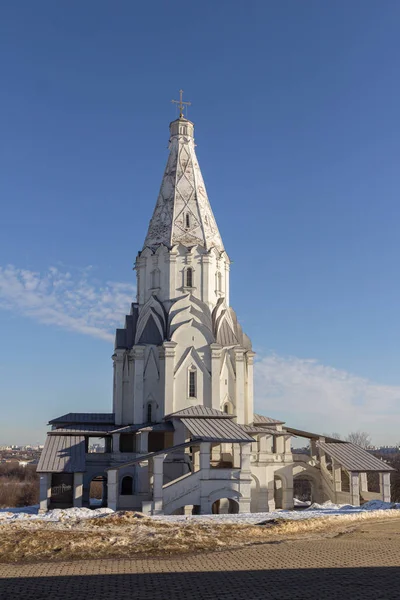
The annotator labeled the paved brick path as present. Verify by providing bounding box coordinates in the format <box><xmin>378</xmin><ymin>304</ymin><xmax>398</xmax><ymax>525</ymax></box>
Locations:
<box><xmin>1</xmin><ymin>519</ymin><xmax>400</xmax><ymax>599</ymax></box>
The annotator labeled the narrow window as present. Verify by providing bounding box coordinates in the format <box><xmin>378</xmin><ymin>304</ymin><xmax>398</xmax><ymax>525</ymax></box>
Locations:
<box><xmin>189</xmin><ymin>371</ymin><xmax>196</xmax><ymax>398</ymax></box>
<box><xmin>185</xmin><ymin>213</ymin><xmax>190</xmax><ymax>228</ymax></box>
<box><xmin>147</xmin><ymin>403</ymin><xmax>153</xmax><ymax>423</ymax></box>
<box><xmin>223</xmin><ymin>403</ymin><xmax>229</xmax><ymax>414</ymax></box>
<box><xmin>186</xmin><ymin>267</ymin><xmax>193</xmax><ymax>287</ymax></box>
<box><xmin>151</xmin><ymin>269</ymin><xmax>160</xmax><ymax>289</ymax></box>
<box><xmin>121</xmin><ymin>475</ymin><xmax>133</xmax><ymax>495</ymax></box>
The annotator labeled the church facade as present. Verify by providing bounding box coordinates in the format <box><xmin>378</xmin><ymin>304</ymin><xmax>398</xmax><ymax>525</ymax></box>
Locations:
<box><xmin>38</xmin><ymin>105</ymin><xmax>393</xmax><ymax>515</ymax></box>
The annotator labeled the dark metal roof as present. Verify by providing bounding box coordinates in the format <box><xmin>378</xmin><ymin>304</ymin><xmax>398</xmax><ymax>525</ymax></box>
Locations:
<box><xmin>49</xmin><ymin>413</ymin><xmax>115</xmax><ymax>425</ymax></box>
<box><xmin>241</xmin><ymin>425</ymin><xmax>279</xmax><ymax>435</ymax></box>
<box><xmin>52</xmin><ymin>424</ymin><xmax>113</xmax><ymax>434</ymax></box>
<box><xmin>37</xmin><ymin>435</ymin><xmax>86</xmax><ymax>473</ymax></box>
<box><xmin>110</xmin><ymin>422</ymin><xmax>174</xmax><ymax>434</ymax></box>
<box><xmin>285</xmin><ymin>427</ymin><xmax>344</xmax><ymax>443</ymax></box>
<box><xmin>181</xmin><ymin>417</ymin><xmax>254</xmax><ymax>443</ymax></box>
<box><xmin>165</xmin><ymin>406</ymin><xmax>233</xmax><ymax>419</ymax></box>
<box><xmin>253</xmin><ymin>414</ymin><xmax>285</xmax><ymax>425</ymax></box>
<box><xmin>317</xmin><ymin>442</ymin><xmax>395</xmax><ymax>472</ymax></box>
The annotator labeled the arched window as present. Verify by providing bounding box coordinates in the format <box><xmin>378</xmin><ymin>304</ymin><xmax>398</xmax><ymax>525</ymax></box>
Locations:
<box><xmin>185</xmin><ymin>213</ymin><xmax>190</xmax><ymax>228</ymax></box>
<box><xmin>216</xmin><ymin>271</ymin><xmax>222</xmax><ymax>292</ymax></box>
<box><xmin>223</xmin><ymin>403</ymin><xmax>229</xmax><ymax>414</ymax></box>
<box><xmin>186</xmin><ymin>267</ymin><xmax>193</xmax><ymax>288</ymax></box>
<box><xmin>147</xmin><ymin>403</ymin><xmax>153</xmax><ymax>423</ymax></box>
<box><xmin>121</xmin><ymin>475</ymin><xmax>133</xmax><ymax>495</ymax></box>
<box><xmin>189</xmin><ymin>369</ymin><xmax>196</xmax><ymax>398</ymax></box>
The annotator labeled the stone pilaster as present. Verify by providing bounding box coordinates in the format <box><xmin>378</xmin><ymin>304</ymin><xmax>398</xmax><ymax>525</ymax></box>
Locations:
<box><xmin>107</xmin><ymin>469</ymin><xmax>118</xmax><ymax>511</ymax></box>
<box><xmin>159</xmin><ymin>341</ymin><xmax>177</xmax><ymax>416</ymax></box>
<box><xmin>38</xmin><ymin>473</ymin><xmax>51</xmax><ymax>513</ymax></box>
<box><xmin>380</xmin><ymin>472</ymin><xmax>391</xmax><ymax>503</ymax></box>
<box><xmin>112</xmin><ymin>350</ymin><xmax>124</xmax><ymax>425</ymax></box>
<box><xmin>350</xmin><ymin>472</ymin><xmax>360</xmax><ymax>506</ymax></box>
<box><xmin>132</xmin><ymin>346</ymin><xmax>145</xmax><ymax>424</ymax></box>
<box><xmin>73</xmin><ymin>472</ymin><xmax>84</xmax><ymax>508</ymax></box>
<box><xmin>234</xmin><ymin>348</ymin><xmax>245</xmax><ymax>424</ymax></box>
<box><xmin>245</xmin><ymin>351</ymin><xmax>256</xmax><ymax>425</ymax></box>
<box><xmin>210</xmin><ymin>343</ymin><xmax>222</xmax><ymax>410</ymax></box>
<box><xmin>152</xmin><ymin>454</ymin><xmax>166</xmax><ymax>515</ymax></box>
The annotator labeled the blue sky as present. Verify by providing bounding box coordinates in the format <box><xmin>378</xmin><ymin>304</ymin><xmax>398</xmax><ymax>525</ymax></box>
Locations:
<box><xmin>1</xmin><ymin>1</ymin><xmax>400</xmax><ymax>445</ymax></box>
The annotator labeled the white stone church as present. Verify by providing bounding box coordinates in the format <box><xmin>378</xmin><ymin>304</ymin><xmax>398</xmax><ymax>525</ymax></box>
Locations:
<box><xmin>38</xmin><ymin>99</ymin><xmax>393</xmax><ymax>515</ymax></box>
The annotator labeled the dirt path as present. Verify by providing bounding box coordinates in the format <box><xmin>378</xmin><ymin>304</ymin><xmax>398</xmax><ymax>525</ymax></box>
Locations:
<box><xmin>1</xmin><ymin>519</ymin><xmax>400</xmax><ymax>599</ymax></box>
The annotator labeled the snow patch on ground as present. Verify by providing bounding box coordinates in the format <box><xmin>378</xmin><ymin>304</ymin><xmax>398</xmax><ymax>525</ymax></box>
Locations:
<box><xmin>0</xmin><ymin>505</ymin><xmax>113</xmax><ymax>523</ymax></box>
<box><xmin>0</xmin><ymin>500</ymin><xmax>399</xmax><ymax>525</ymax></box>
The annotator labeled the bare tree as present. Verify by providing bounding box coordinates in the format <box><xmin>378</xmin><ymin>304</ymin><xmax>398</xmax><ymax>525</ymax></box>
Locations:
<box><xmin>346</xmin><ymin>431</ymin><xmax>372</xmax><ymax>448</ymax></box>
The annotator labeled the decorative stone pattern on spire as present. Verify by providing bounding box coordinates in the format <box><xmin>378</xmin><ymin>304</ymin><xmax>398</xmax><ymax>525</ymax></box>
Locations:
<box><xmin>143</xmin><ymin>118</ymin><xmax>224</xmax><ymax>252</ymax></box>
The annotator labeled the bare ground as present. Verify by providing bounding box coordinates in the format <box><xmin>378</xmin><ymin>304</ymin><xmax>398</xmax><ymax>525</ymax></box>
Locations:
<box><xmin>2</xmin><ymin>510</ymin><xmax>400</xmax><ymax>564</ymax></box>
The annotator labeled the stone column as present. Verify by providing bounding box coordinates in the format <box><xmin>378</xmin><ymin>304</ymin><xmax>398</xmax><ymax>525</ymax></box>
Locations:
<box><xmin>234</xmin><ymin>348</ymin><xmax>245</xmax><ymax>424</ymax></box>
<box><xmin>275</xmin><ymin>435</ymin><xmax>285</xmax><ymax>455</ymax></box>
<box><xmin>107</xmin><ymin>469</ymin><xmax>118</xmax><ymax>511</ymax></box>
<box><xmin>380</xmin><ymin>472</ymin><xmax>391</xmax><ymax>503</ymax></box>
<box><xmin>159</xmin><ymin>341</ymin><xmax>177</xmax><ymax>416</ymax></box>
<box><xmin>112</xmin><ymin>433</ymin><xmax>121</xmax><ymax>453</ymax></box>
<box><xmin>245</xmin><ymin>351</ymin><xmax>256</xmax><ymax>425</ymax></box>
<box><xmin>266</xmin><ymin>470</ymin><xmax>276</xmax><ymax>511</ymax></box>
<box><xmin>233</xmin><ymin>443</ymin><xmax>241</xmax><ymax>468</ymax></box>
<box><xmin>152</xmin><ymin>454</ymin><xmax>166</xmax><ymax>515</ymax></box>
<box><xmin>282</xmin><ymin>468</ymin><xmax>294</xmax><ymax>510</ymax></box>
<box><xmin>360</xmin><ymin>472</ymin><xmax>368</xmax><ymax>493</ymax></box>
<box><xmin>349</xmin><ymin>472</ymin><xmax>360</xmax><ymax>506</ymax></box>
<box><xmin>258</xmin><ymin>435</ymin><xmax>272</xmax><ymax>462</ymax></box>
<box><xmin>239</xmin><ymin>443</ymin><xmax>252</xmax><ymax>513</ymax></box>
<box><xmin>284</xmin><ymin>435</ymin><xmax>292</xmax><ymax>457</ymax></box>
<box><xmin>193</xmin><ymin>447</ymin><xmax>200</xmax><ymax>471</ymax></box>
<box><xmin>112</xmin><ymin>350</ymin><xmax>124</xmax><ymax>425</ymax></box>
<box><xmin>332</xmin><ymin>460</ymin><xmax>342</xmax><ymax>494</ymax></box>
<box><xmin>210</xmin><ymin>343</ymin><xmax>222</xmax><ymax>410</ymax></box>
<box><xmin>200</xmin><ymin>442</ymin><xmax>211</xmax><ymax>514</ymax></box>
<box><xmin>310</xmin><ymin>440</ymin><xmax>318</xmax><ymax>461</ymax></box>
<box><xmin>38</xmin><ymin>473</ymin><xmax>51</xmax><ymax>513</ymax></box>
<box><xmin>137</xmin><ymin>430</ymin><xmax>149</xmax><ymax>454</ymax></box>
<box><xmin>73</xmin><ymin>472</ymin><xmax>84</xmax><ymax>508</ymax></box>
<box><xmin>132</xmin><ymin>346</ymin><xmax>145</xmax><ymax>424</ymax></box>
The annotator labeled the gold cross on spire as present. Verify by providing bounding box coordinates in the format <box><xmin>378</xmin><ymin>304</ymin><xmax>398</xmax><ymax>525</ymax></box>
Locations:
<box><xmin>171</xmin><ymin>89</ymin><xmax>191</xmax><ymax>118</ymax></box>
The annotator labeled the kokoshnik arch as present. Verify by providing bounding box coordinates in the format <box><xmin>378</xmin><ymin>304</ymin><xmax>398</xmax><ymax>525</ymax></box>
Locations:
<box><xmin>37</xmin><ymin>94</ymin><xmax>393</xmax><ymax>515</ymax></box>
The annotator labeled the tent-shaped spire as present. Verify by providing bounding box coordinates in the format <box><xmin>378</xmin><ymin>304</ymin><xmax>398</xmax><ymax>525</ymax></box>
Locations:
<box><xmin>143</xmin><ymin>117</ymin><xmax>224</xmax><ymax>252</ymax></box>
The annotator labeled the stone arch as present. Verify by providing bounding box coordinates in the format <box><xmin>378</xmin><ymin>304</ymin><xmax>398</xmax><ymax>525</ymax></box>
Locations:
<box><xmin>87</xmin><ymin>472</ymin><xmax>108</xmax><ymax>508</ymax></box>
<box><xmin>208</xmin><ymin>488</ymin><xmax>242</xmax><ymax>505</ymax></box>
<box><xmin>250</xmin><ymin>473</ymin><xmax>261</xmax><ymax>512</ymax></box>
<box><xmin>274</xmin><ymin>473</ymin><xmax>286</xmax><ymax>509</ymax></box>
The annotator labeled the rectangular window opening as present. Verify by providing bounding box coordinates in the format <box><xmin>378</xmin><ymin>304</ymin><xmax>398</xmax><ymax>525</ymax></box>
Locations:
<box><xmin>189</xmin><ymin>371</ymin><xmax>196</xmax><ymax>398</ymax></box>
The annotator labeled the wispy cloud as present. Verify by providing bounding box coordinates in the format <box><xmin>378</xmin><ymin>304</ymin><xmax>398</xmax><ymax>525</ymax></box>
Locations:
<box><xmin>255</xmin><ymin>354</ymin><xmax>400</xmax><ymax>443</ymax></box>
<box><xmin>0</xmin><ymin>265</ymin><xmax>135</xmax><ymax>342</ymax></box>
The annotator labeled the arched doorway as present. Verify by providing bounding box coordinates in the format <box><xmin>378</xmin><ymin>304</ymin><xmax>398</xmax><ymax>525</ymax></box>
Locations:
<box><xmin>89</xmin><ymin>474</ymin><xmax>107</xmax><ymax>508</ymax></box>
<box><xmin>293</xmin><ymin>478</ymin><xmax>313</xmax><ymax>504</ymax></box>
<box><xmin>212</xmin><ymin>498</ymin><xmax>239</xmax><ymax>514</ymax></box>
<box><xmin>274</xmin><ymin>475</ymin><xmax>284</xmax><ymax>509</ymax></box>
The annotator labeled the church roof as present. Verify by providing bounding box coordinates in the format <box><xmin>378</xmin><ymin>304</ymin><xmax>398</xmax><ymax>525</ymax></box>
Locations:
<box><xmin>317</xmin><ymin>441</ymin><xmax>394</xmax><ymax>472</ymax></box>
<box><xmin>180</xmin><ymin>417</ymin><xmax>254</xmax><ymax>443</ymax></box>
<box><xmin>164</xmin><ymin>405</ymin><xmax>233</xmax><ymax>420</ymax></box>
<box><xmin>49</xmin><ymin>413</ymin><xmax>115</xmax><ymax>426</ymax></box>
<box><xmin>37</xmin><ymin>435</ymin><xmax>86</xmax><ymax>473</ymax></box>
<box><xmin>142</xmin><ymin>117</ymin><xmax>224</xmax><ymax>252</ymax></box>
